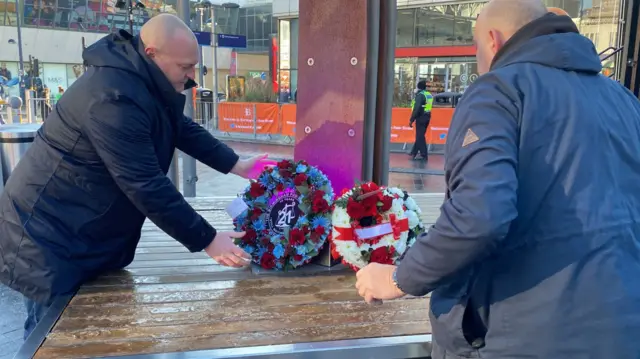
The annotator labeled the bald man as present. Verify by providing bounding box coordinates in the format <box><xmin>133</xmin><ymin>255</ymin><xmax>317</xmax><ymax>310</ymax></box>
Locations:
<box><xmin>0</xmin><ymin>14</ymin><xmax>270</xmax><ymax>340</ymax></box>
<box><xmin>356</xmin><ymin>0</ymin><xmax>640</xmax><ymax>357</ymax></box>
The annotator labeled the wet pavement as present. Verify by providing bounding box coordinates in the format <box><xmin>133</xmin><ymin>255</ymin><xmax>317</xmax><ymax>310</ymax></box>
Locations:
<box><xmin>0</xmin><ymin>140</ymin><xmax>446</xmax><ymax>358</ymax></box>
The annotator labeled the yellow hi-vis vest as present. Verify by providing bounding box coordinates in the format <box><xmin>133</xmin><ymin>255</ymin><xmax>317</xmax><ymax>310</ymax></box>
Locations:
<box><xmin>411</xmin><ymin>90</ymin><xmax>433</xmax><ymax>112</ymax></box>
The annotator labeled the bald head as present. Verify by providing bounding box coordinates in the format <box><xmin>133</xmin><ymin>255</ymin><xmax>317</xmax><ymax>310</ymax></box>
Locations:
<box><xmin>474</xmin><ymin>0</ymin><xmax>548</xmax><ymax>74</ymax></box>
<box><xmin>140</xmin><ymin>14</ymin><xmax>199</xmax><ymax>92</ymax></box>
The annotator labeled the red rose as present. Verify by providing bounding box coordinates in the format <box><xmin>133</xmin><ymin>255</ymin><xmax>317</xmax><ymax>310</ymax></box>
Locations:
<box><xmin>341</xmin><ymin>188</ymin><xmax>350</xmax><ymax>196</ymax></box>
<box><xmin>250</xmin><ymin>207</ymin><xmax>262</xmax><ymax>220</ymax></box>
<box><xmin>379</xmin><ymin>195</ymin><xmax>393</xmax><ymax>212</ymax></box>
<box><xmin>370</xmin><ymin>247</ymin><xmax>393</xmax><ymax>265</ymax></box>
<box><xmin>243</xmin><ymin>228</ymin><xmax>257</xmax><ymax>241</ymax></box>
<box><xmin>276</xmin><ymin>183</ymin><xmax>285</xmax><ymax>192</ymax></box>
<box><xmin>294</xmin><ymin>254</ymin><xmax>303</xmax><ymax>261</ymax></box>
<box><xmin>312</xmin><ymin>196</ymin><xmax>329</xmax><ymax>213</ymax></box>
<box><xmin>314</xmin><ymin>226</ymin><xmax>325</xmax><ymax>235</ymax></box>
<box><xmin>346</xmin><ymin>198</ymin><xmax>365</xmax><ymax>219</ymax></box>
<box><xmin>289</xmin><ymin>228</ymin><xmax>306</xmax><ymax>246</ymax></box>
<box><xmin>294</xmin><ymin>173</ymin><xmax>308</xmax><ymax>186</ymax></box>
<box><xmin>249</xmin><ymin>182</ymin><xmax>265</xmax><ymax>197</ymax></box>
<box><xmin>279</xmin><ymin>169</ymin><xmax>292</xmax><ymax>178</ymax></box>
<box><xmin>361</xmin><ymin>196</ymin><xmax>379</xmax><ymax>217</ymax></box>
<box><xmin>361</xmin><ymin>182</ymin><xmax>379</xmax><ymax>193</ymax></box>
<box><xmin>277</xmin><ymin>160</ymin><xmax>292</xmax><ymax>169</ymax></box>
<box><xmin>260</xmin><ymin>252</ymin><xmax>277</xmax><ymax>269</ymax></box>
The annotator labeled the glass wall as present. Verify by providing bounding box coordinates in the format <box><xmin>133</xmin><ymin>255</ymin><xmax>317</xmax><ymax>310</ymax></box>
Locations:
<box><xmin>396</xmin><ymin>2</ymin><xmax>486</xmax><ymax>48</ymax></box>
<box><xmin>277</xmin><ymin>18</ymin><xmax>297</xmax><ymax>102</ymax></box>
<box><xmin>0</xmin><ymin>0</ymin><xmax>276</xmax><ymax>52</ymax></box>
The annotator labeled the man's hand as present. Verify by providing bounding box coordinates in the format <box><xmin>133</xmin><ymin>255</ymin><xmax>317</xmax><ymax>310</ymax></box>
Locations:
<box><xmin>230</xmin><ymin>153</ymin><xmax>278</xmax><ymax>179</ymax></box>
<box><xmin>204</xmin><ymin>231</ymin><xmax>252</xmax><ymax>268</ymax></box>
<box><xmin>409</xmin><ymin>121</ymin><xmax>414</xmax><ymax>128</ymax></box>
<box><xmin>355</xmin><ymin>263</ymin><xmax>406</xmax><ymax>304</ymax></box>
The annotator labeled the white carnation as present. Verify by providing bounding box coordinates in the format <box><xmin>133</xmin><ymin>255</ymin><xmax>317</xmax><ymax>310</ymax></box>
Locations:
<box><xmin>405</xmin><ymin>197</ymin><xmax>418</xmax><ymax>211</ymax></box>
<box><xmin>405</xmin><ymin>210</ymin><xmax>420</xmax><ymax>229</ymax></box>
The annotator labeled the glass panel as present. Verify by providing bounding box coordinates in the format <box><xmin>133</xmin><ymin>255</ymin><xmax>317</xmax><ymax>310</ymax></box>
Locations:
<box><xmin>66</xmin><ymin>64</ymin><xmax>85</xmax><ymax>87</ymax></box>
<box><xmin>0</xmin><ymin>61</ymin><xmax>20</xmax><ymax>98</ymax></box>
<box><xmin>394</xmin><ymin>58</ymin><xmax>416</xmax><ymax>107</ymax></box>
<box><xmin>396</xmin><ymin>8</ymin><xmax>415</xmax><ymax>47</ymax></box>
<box><xmin>454</xmin><ymin>3</ymin><xmax>484</xmax><ymax>45</ymax></box>
<box><xmin>416</xmin><ymin>5</ymin><xmax>455</xmax><ymax>46</ymax></box>
<box><xmin>2</xmin><ymin>0</ymin><xmax>18</xmax><ymax>26</ymax></box>
<box><xmin>42</xmin><ymin>63</ymin><xmax>68</xmax><ymax>91</ymax></box>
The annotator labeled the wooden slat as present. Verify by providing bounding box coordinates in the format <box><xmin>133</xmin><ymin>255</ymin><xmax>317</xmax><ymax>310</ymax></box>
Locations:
<box><xmin>36</xmin><ymin>195</ymin><xmax>442</xmax><ymax>358</ymax></box>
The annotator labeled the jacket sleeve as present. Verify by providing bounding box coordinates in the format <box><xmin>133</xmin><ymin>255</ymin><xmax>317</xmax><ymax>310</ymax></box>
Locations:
<box><xmin>410</xmin><ymin>93</ymin><xmax>426</xmax><ymax>122</ymax></box>
<box><xmin>396</xmin><ymin>77</ymin><xmax>520</xmax><ymax>296</ymax></box>
<box><xmin>83</xmin><ymin>97</ymin><xmax>216</xmax><ymax>253</ymax></box>
<box><xmin>177</xmin><ymin>116</ymin><xmax>240</xmax><ymax>174</ymax></box>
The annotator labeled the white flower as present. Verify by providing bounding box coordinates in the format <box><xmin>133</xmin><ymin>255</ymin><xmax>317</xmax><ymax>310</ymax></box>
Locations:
<box><xmin>387</xmin><ymin>187</ymin><xmax>404</xmax><ymax>198</ymax></box>
<box><xmin>405</xmin><ymin>197</ymin><xmax>418</xmax><ymax>211</ymax></box>
<box><xmin>405</xmin><ymin>210</ymin><xmax>420</xmax><ymax>229</ymax></box>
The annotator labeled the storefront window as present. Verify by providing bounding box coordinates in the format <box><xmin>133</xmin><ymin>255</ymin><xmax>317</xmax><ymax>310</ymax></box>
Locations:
<box><xmin>416</xmin><ymin>57</ymin><xmax>478</xmax><ymax>94</ymax></box>
<box><xmin>394</xmin><ymin>58</ymin><xmax>417</xmax><ymax>107</ymax></box>
<box><xmin>42</xmin><ymin>63</ymin><xmax>68</xmax><ymax>92</ymax></box>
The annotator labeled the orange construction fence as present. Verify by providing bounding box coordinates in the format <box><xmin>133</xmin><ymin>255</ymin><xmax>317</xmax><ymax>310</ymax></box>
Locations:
<box><xmin>217</xmin><ymin>103</ymin><xmax>454</xmax><ymax>144</ymax></box>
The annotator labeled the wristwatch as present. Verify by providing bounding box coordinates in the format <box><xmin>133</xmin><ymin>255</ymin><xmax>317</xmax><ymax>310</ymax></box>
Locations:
<box><xmin>392</xmin><ymin>267</ymin><xmax>404</xmax><ymax>293</ymax></box>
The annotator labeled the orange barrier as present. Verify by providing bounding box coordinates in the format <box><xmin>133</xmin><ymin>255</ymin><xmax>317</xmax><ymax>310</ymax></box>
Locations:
<box><xmin>280</xmin><ymin>104</ymin><xmax>297</xmax><ymax>137</ymax></box>
<box><xmin>216</xmin><ymin>103</ymin><xmax>454</xmax><ymax>144</ymax></box>
<box><xmin>218</xmin><ymin>102</ymin><xmax>279</xmax><ymax>135</ymax></box>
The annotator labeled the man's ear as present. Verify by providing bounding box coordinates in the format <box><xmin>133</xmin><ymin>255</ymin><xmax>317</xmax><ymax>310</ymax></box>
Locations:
<box><xmin>144</xmin><ymin>47</ymin><xmax>155</xmax><ymax>58</ymax></box>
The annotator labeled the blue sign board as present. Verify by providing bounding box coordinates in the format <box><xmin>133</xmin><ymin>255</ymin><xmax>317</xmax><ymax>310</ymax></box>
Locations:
<box><xmin>217</xmin><ymin>34</ymin><xmax>247</xmax><ymax>49</ymax></box>
<box><xmin>193</xmin><ymin>31</ymin><xmax>212</xmax><ymax>46</ymax></box>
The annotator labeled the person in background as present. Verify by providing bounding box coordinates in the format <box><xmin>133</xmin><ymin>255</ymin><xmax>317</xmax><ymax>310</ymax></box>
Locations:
<box><xmin>355</xmin><ymin>0</ymin><xmax>640</xmax><ymax>357</ymax></box>
<box><xmin>54</xmin><ymin>86</ymin><xmax>64</xmax><ymax>103</ymax></box>
<box><xmin>408</xmin><ymin>80</ymin><xmax>433</xmax><ymax>161</ymax></box>
<box><xmin>0</xmin><ymin>63</ymin><xmax>11</xmax><ymax>81</ymax></box>
<box><xmin>0</xmin><ymin>14</ymin><xmax>274</xmax><ymax>340</ymax></box>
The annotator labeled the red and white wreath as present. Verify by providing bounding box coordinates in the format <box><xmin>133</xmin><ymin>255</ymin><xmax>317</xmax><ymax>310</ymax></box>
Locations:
<box><xmin>330</xmin><ymin>182</ymin><xmax>422</xmax><ymax>271</ymax></box>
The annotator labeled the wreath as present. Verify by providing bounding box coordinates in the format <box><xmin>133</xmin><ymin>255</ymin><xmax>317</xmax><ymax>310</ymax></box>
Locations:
<box><xmin>330</xmin><ymin>182</ymin><xmax>425</xmax><ymax>271</ymax></box>
<box><xmin>233</xmin><ymin>159</ymin><xmax>334</xmax><ymax>270</ymax></box>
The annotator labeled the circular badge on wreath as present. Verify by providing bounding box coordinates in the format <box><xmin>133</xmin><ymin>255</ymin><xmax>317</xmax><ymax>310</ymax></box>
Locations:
<box><xmin>233</xmin><ymin>159</ymin><xmax>334</xmax><ymax>270</ymax></box>
<box><xmin>330</xmin><ymin>182</ymin><xmax>426</xmax><ymax>271</ymax></box>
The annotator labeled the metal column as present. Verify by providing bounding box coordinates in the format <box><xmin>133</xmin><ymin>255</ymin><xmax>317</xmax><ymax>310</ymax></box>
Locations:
<box><xmin>176</xmin><ymin>0</ymin><xmax>197</xmax><ymax>197</ymax></box>
<box><xmin>15</xmin><ymin>0</ymin><xmax>25</xmax><ymax>100</ymax></box>
<box><xmin>372</xmin><ymin>0</ymin><xmax>397</xmax><ymax>186</ymax></box>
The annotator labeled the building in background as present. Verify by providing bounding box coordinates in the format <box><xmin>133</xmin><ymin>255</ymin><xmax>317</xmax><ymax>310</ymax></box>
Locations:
<box><xmin>0</xmin><ymin>0</ymin><xmax>276</xmax><ymax>95</ymax></box>
<box><xmin>273</xmin><ymin>0</ymin><xmax>625</xmax><ymax>106</ymax></box>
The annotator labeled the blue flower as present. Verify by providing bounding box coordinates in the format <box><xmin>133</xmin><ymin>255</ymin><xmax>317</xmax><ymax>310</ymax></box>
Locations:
<box><xmin>297</xmin><ymin>215</ymin><xmax>309</xmax><ymax>226</ymax></box>
<box><xmin>296</xmin><ymin>164</ymin><xmax>308</xmax><ymax>173</ymax></box>
<box><xmin>323</xmin><ymin>193</ymin><xmax>333</xmax><ymax>203</ymax></box>
<box><xmin>258</xmin><ymin>173</ymin><xmax>271</xmax><ymax>187</ymax></box>
<box><xmin>254</xmin><ymin>196</ymin><xmax>268</xmax><ymax>206</ymax></box>
<box><xmin>296</xmin><ymin>245</ymin><xmax>307</xmax><ymax>256</ymax></box>
<box><xmin>245</xmin><ymin>245</ymin><xmax>256</xmax><ymax>254</ymax></box>
<box><xmin>311</xmin><ymin>216</ymin><xmax>330</xmax><ymax>230</ymax></box>
<box><xmin>298</xmin><ymin>194</ymin><xmax>305</xmax><ymax>203</ymax></box>
<box><xmin>271</xmin><ymin>170</ymin><xmax>281</xmax><ymax>180</ymax></box>
<box><xmin>275</xmin><ymin>261</ymin><xmax>284</xmax><ymax>269</ymax></box>
<box><xmin>253</xmin><ymin>219</ymin><xmax>265</xmax><ymax>232</ymax></box>
<box><xmin>257</xmin><ymin>246</ymin><xmax>267</xmax><ymax>258</ymax></box>
<box><xmin>273</xmin><ymin>244</ymin><xmax>285</xmax><ymax>259</ymax></box>
<box><xmin>270</xmin><ymin>235</ymin><xmax>283</xmax><ymax>244</ymax></box>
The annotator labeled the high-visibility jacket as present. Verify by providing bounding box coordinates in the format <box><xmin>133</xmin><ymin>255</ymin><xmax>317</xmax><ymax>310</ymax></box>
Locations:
<box><xmin>411</xmin><ymin>90</ymin><xmax>433</xmax><ymax>112</ymax></box>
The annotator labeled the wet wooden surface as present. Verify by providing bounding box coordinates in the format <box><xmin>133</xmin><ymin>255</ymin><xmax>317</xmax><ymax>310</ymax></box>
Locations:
<box><xmin>34</xmin><ymin>195</ymin><xmax>443</xmax><ymax>358</ymax></box>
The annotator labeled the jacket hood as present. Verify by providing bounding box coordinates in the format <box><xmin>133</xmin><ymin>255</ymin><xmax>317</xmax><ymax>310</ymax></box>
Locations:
<box><xmin>491</xmin><ymin>13</ymin><xmax>602</xmax><ymax>74</ymax></box>
<box><xmin>82</xmin><ymin>30</ymin><xmax>197</xmax><ymax>97</ymax></box>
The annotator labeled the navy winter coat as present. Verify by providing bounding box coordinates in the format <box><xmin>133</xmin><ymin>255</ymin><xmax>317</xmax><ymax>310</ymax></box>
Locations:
<box><xmin>396</xmin><ymin>14</ymin><xmax>640</xmax><ymax>358</ymax></box>
<box><xmin>0</xmin><ymin>30</ymin><xmax>238</xmax><ymax>303</ymax></box>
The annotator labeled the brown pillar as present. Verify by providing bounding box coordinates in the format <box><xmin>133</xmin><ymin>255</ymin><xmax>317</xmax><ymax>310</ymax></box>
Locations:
<box><xmin>294</xmin><ymin>0</ymin><xmax>369</xmax><ymax>194</ymax></box>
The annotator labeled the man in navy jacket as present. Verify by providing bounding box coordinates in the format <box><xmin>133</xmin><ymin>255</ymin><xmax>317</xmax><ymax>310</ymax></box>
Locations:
<box><xmin>356</xmin><ymin>0</ymin><xmax>640</xmax><ymax>357</ymax></box>
<box><xmin>0</xmin><ymin>14</ymin><xmax>267</xmax><ymax>339</ymax></box>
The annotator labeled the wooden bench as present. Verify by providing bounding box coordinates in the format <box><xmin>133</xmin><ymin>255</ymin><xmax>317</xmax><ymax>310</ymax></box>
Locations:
<box><xmin>17</xmin><ymin>194</ymin><xmax>444</xmax><ymax>359</ymax></box>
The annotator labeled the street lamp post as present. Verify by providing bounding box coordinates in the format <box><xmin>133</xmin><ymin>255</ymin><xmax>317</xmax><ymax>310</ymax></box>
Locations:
<box><xmin>15</xmin><ymin>1</ymin><xmax>25</xmax><ymax>100</ymax></box>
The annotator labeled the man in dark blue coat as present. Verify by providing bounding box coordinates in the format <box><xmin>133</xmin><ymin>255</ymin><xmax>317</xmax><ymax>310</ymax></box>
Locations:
<box><xmin>0</xmin><ymin>14</ymin><xmax>269</xmax><ymax>339</ymax></box>
<box><xmin>356</xmin><ymin>0</ymin><xmax>640</xmax><ymax>357</ymax></box>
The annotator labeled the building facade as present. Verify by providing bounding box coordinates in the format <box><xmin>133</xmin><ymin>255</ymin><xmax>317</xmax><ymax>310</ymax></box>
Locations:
<box><xmin>0</xmin><ymin>0</ymin><xmax>276</xmax><ymax>95</ymax></box>
<box><xmin>273</xmin><ymin>0</ymin><xmax>625</xmax><ymax>106</ymax></box>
